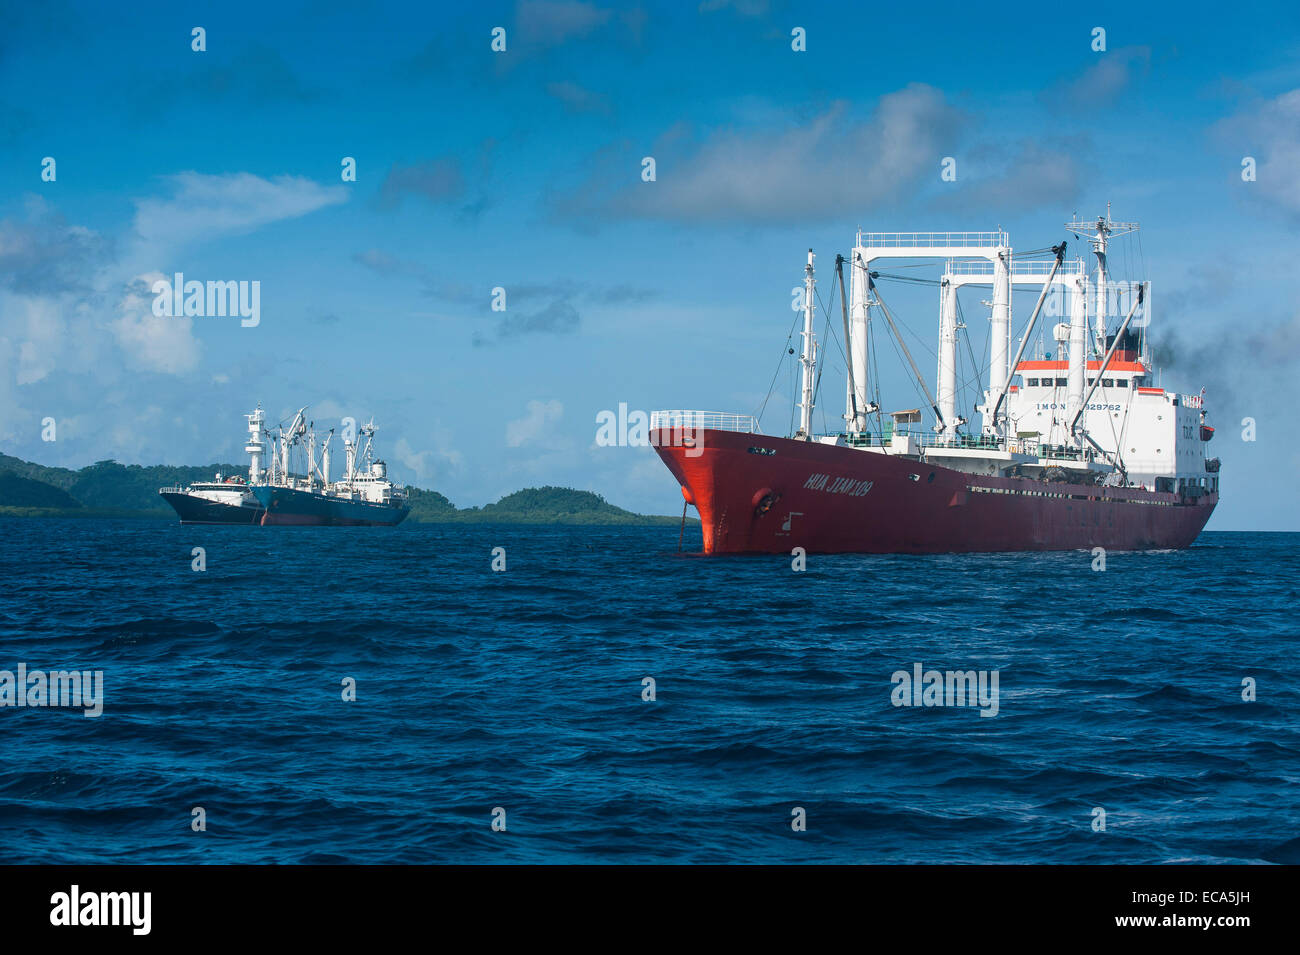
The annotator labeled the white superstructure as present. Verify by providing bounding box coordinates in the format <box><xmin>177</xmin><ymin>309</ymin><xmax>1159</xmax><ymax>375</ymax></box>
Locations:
<box><xmin>794</xmin><ymin>210</ymin><xmax>1218</xmax><ymax>497</ymax></box>
<box><xmin>163</xmin><ymin>403</ymin><xmax>408</xmax><ymax>507</ymax></box>
<box><xmin>266</xmin><ymin>411</ymin><xmax>407</xmax><ymax>507</ymax></box>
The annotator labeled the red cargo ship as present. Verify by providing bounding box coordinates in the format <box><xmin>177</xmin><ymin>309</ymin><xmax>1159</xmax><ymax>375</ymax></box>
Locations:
<box><xmin>652</xmin><ymin>213</ymin><xmax>1219</xmax><ymax>554</ymax></box>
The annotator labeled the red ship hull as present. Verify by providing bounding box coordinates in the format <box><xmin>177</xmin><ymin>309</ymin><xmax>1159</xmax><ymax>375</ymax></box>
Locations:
<box><xmin>653</xmin><ymin>427</ymin><xmax>1217</xmax><ymax>554</ymax></box>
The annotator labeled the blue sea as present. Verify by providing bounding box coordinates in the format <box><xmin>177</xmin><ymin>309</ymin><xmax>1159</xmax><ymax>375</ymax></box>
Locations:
<box><xmin>0</xmin><ymin>519</ymin><xmax>1296</xmax><ymax>864</ymax></box>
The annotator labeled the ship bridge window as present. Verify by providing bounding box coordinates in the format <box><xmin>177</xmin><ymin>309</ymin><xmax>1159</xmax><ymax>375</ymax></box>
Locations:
<box><xmin>1088</xmin><ymin>378</ymin><xmax>1096</xmax><ymax>386</ymax></box>
<box><xmin>1116</xmin><ymin>379</ymin><xmax>1129</xmax><ymax>388</ymax></box>
<box><xmin>1026</xmin><ymin>378</ymin><xmax>1039</xmax><ymax>387</ymax></box>
<box><xmin>1102</xmin><ymin>378</ymin><xmax>1114</xmax><ymax>387</ymax></box>
<box><xmin>1055</xmin><ymin>378</ymin><xmax>1067</xmax><ymax>387</ymax></box>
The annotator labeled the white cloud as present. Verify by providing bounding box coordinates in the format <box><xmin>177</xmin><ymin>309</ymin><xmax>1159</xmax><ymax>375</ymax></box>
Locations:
<box><xmin>941</xmin><ymin>138</ymin><xmax>1086</xmax><ymax>213</ymax></box>
<box><xmin>132</xmin><ymin>172</ymin><xmax>347</xmax><ymax>249</ymax></box>
<box><xmin>698</xmin><ymin>0</ymin><xmax>770</xmax><ymax>15</ymax></box>
<box><xmin>391</xmin><ymin>432</ymin><xmax>463</xmax><ymax>486</ymax></box>
<box><xmin>0</xmin><ymin>172</ymin><xmax>348</xmax><ymax>409</ymax></box>
<box><xmin>110</xmin><ymin>273</ymin><xmax>201</xmax><ymax>375</ymax></box>
<box><xmin>556</xmin><ymin>86</ymin><xmax>963</xmax><ymax>224</ymax></box>
<box><xmin>545</xmin><ymin>80</ymin><xmax>611</xmax><ymax>115</ymax></box>
<box><xmin>9</xmin><ymin>296</ymin><xmax>67</xmax><ymax>384</ymax></box>
<box><xmin>506</xmin><ymin>398</ymin><xmax>564</xmax><ymax>447</ymax></box>
<box><xmin>1051</xmin><ymin>47</ymin><xmax>1151</xmax><ymax>108</ymax></box>
<box><xmin>392</xmin><ymin>436</ymin><xmax>436</xmax><ymax>480</ymax></box>
<box><xmin>1217</xmin><ymin>88</ymin><xmax>1300</xmax><ymax>219</ymax></box>
<box><xmin>517</xmin><ymin>1</ymin><xmax>612</xmax><ymax>46</ymax></box>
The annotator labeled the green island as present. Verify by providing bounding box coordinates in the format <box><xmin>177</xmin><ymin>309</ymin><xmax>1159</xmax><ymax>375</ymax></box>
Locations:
<box><xmin>0</xmin><ymin>453</ymin><xmax>688</xmax><ymax>526</ymax></box>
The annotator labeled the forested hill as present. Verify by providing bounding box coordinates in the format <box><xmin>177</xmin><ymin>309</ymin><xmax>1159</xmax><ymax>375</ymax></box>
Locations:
<box><xmin>0</xmin><ymin>453</ymin><xmax>243</xmax><ymax>513</ymax></box>
<box><xmin>0</xmin><ymin>454</ymin><xmax>683</xmax><ymax>525</ymax></box>
<box><xmin>406</xmin><ymin>485</ymin><xmax>682</xmax><ymax>525</ymax></box>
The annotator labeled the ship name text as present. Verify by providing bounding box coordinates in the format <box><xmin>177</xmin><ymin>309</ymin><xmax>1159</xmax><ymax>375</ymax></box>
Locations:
<box><xmin>803</xmin><ymin>472</ymin><xmax>874</xmax><ymax>497</ymax></box>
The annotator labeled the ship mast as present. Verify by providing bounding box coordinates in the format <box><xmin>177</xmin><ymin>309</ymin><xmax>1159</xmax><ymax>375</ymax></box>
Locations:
<box><xmin>936</xmin><ymin>274</ymin><xmax>957</xmax><ymax>439</ymax></box>
<box><xmin>358</xmin><ymin>421</ymin><xmax>376</xmax><ymax>476</ymax></box>
<box><xmin>280</xmin><ymin>425</ymin><xmax>290</xmax><ymax>483</ymax></box>
<box><xmin>278</xmin><ymin>407</ymin><xmax>308</xmax><ymax>487</ymax></box>
<box><xmin>987</xmin><ymin>245</ymin><xmax>1012</xmax><ymax>435</ymax></box>
<box><xmin>796</xmin><ymin>249</ymin><xmax>818</xmax><ymax>440</ymax></box>
<box><xmin>1066</xmin><ymin>204</ymin><xmax>1137</xmax><ymax>355</ymax></box>
<box><xmin>307</xmin><ymin>423</ymin><xmax>317</xmax><ymax>490</ymax></box>
<box><xmin>846</xmin><ymin>240</ymin><xmax>871</xmax><ymax>436</ymax></box>
<box><xmin>320</xmin><ymin>429</ymin><xmax>333</xmax><ymax>485</ymax></box>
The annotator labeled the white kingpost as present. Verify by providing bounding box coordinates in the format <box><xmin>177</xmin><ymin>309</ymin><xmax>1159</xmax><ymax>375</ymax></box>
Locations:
<box><xmin>797</xmin><ymin>249</ymin><xmax>817</xmax><ymax>439</ymax></box>
<box><xmin>844</xmin><ymin>376</ymin><xmax>853</xmax><ymax>432</ymax></box>
<box><xmin>1068</xmin><ymin>274</ymin><xmax>1087</xmax><ymax>440</ymax></box>
<box><xmin>307</xmin><ymin>429</ymin><xmax>316</xmax><ymax>490</ymax></box>
<box><xmin>937</xmin><ymin>273</ymin><xmax>957</xmax><ymax>439</ymax></box>
<box><xmin>984</xmin><ymin>247</ymin><xmax>1011</xmax><ymax>434</ymax></box>
<box><xmin>1093</xmin><ymin>241</ymin><xmax>1108</xmax><ymax>354</ymax></box>
<box><xmin>847</xmin><ymin>246</ymin><xmax>871</xmax><ymax>434</ymax></box>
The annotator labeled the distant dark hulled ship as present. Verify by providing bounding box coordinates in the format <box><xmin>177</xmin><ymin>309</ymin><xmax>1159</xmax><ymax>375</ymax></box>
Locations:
<box><xmin>159</xmin><ymin>405</ymin><xmax>409</xmax><ymax>527</ymax></box>
<box><xmin>158</xmin><ymin>478</ymin><xmax>263</xmax><ymax>524</ymax></box>
<box><xmin>158</xmin><ymin>406</ymin><xmax>270</xmax><ymax>524</ymax></box>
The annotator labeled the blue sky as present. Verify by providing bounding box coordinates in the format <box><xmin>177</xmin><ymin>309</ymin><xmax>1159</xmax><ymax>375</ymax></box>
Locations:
<box><xmin>2</xmin><ymin>0</ymin><xmax>1299</xmax><ymax>528</ymax></box>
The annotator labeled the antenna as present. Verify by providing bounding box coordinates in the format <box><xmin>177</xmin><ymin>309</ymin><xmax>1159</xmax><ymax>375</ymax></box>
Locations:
<box><xmin>1065</xmin><ymin>207</ymin><xmax>1139</xmax><ymax>353</ymax></box>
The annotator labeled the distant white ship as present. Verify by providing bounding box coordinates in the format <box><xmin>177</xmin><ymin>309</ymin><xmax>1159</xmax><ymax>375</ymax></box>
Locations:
<box><xmin>159</xmin><ymin>405</ymin><xmax>409</xmax><ymax>526</ymax></box>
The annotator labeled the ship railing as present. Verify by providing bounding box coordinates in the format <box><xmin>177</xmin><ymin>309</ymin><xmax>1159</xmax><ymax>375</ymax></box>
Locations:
<box><xmin>839</xmin><ymin>430</ymin><xmax>980</xmax><ymax>450</ymax></box>
<box><xmin>886</xmin><ymin>430</ymin><xmax>1089</xmax><ymax>461</ymax></box>
<box><xmin>891</xmin><ymin>429</ymin><xmax>1004</xmax><ymax>450</ymax></box>
<box><xmin>948</xmin><ymin>259</ymin><xmax>1086</xmax><ymax>276</ymax></box>
<box><xmin>159</xmin><ymin>485</ymin><xmax>184</xmax><ymax>494</ymax></box>
<box><xmin>650</xmin><ymin>411</ymin><xmax>760</xmax><ymax>434</ymax></box>
<box><xmin>857</xmin><ymin>230</ymin><xmax>1010</xmax><ymax>249</ymax></box>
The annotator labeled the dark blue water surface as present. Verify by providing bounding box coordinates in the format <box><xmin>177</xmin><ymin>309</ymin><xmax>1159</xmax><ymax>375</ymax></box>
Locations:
<box><xmin>0</xmin><ymin>519</ymin><xmax>1297</xmax><ymax>864</ymax></box>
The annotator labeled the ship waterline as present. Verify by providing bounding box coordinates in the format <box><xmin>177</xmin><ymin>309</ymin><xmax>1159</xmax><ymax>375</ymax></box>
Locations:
<box><xmin>158</xmin><ymin>486</ymin><xmax>264</xmax><ymax>525</ymax></box>
<box><xmin>253</xmin><ymin>484</ymin><xmax>409</xmax><ymax>526</ymax></box>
